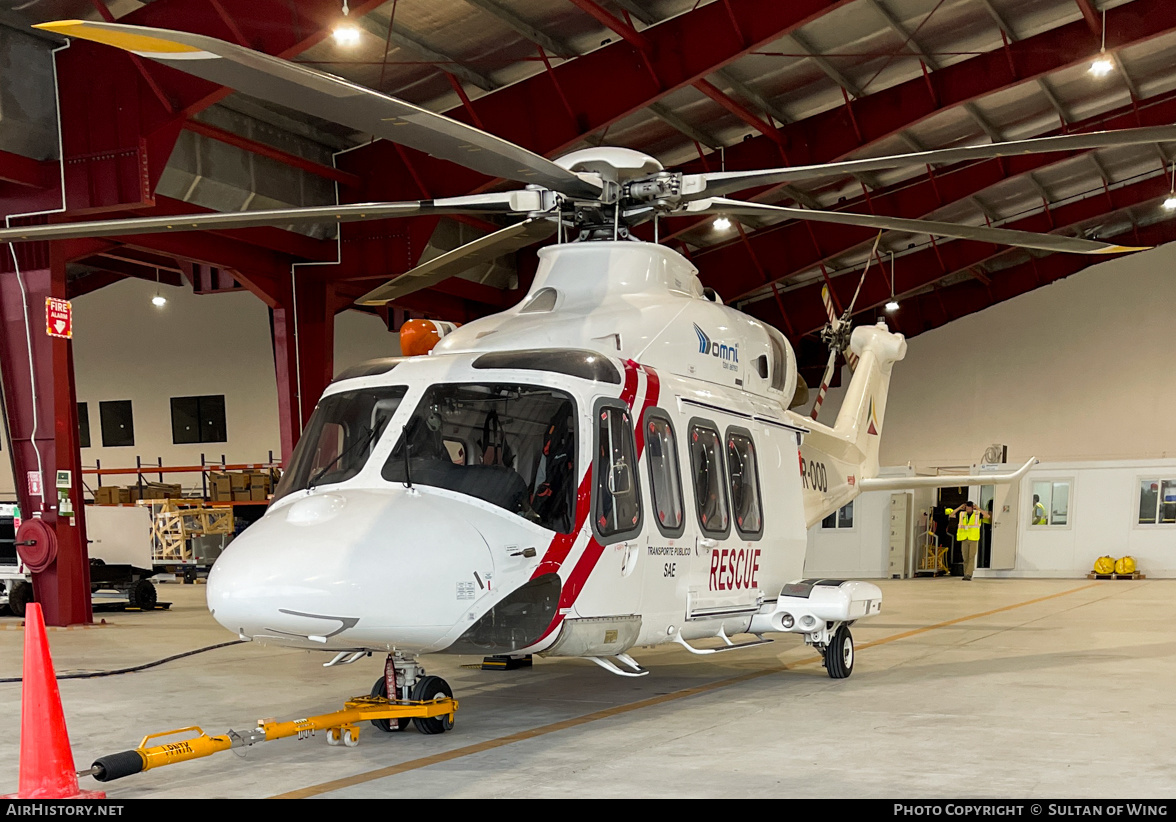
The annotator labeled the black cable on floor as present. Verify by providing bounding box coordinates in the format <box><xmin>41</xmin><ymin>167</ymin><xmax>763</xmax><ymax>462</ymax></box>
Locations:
<box><xmin>0</xmin><ymin>639</ymin><xmax>246</xmax><ymax>683</ymax></box>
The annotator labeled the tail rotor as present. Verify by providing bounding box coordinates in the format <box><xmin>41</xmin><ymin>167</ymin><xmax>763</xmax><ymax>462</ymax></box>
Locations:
<box><xmin>809</xmin><ymin>233</ymin><xmax>882</xmax><ymax>421</ymax></box>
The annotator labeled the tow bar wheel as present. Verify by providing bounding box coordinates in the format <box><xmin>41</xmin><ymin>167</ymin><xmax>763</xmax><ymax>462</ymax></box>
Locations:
<box><xmin>327</xmin><ymin>726</ymin><xmax>360</xmax><ymax>747</ymax></box>
<box><xmin>825</xmin><ymin>624</ymin><xmax>854</xmax><ymax>679</ymax></box>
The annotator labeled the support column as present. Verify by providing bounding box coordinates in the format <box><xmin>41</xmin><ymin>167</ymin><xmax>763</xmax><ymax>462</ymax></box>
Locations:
<box><xmin>0</xmin><ymin>241</ymin><xmax>93</xmax><ymax>626</ymax></box>
<box><xmin>272</xmin><ymin>275</ymin><xmax>336</xmax><ymax>461</ymax></box>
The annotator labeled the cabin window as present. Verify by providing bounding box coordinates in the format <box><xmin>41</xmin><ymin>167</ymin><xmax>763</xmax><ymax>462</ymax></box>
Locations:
<box><xmin>645</xmin><ymin>413</ymin><xmax>684</xmax><ymax>538</ymax></box>
<box><xmin>689</xmin><ymin>421</ymin><xmax>730</xmax><ymax>537</ymax></box>
<box><xmin>593</xmin><ymin>402</ymin><xmax>642</xmax><ymax>543</ymax></box>
<box><xmin>822</xmin><ymin>502</ymin><xmax>854</xmax><ymax>529</ymax></box>
<box><xmin>1030</xmin><ymin>480</ymin><xmax>1071</xmax><ymax>527</ymax></box>
<box><xmin>1138</xmin><ymin>479</ymin><xmax>1176</xmax><ymax>525</ymax></box>
<box><xmin>726</xmin><ymin>429</ymin><xmax>763</xmax><ymax>539</ymax></box>
<box><xmin>382</xmin><ymin>384</ymin><xmax>577</xmax><ymax>534</ymax></box>
<box><xmin>274</xmin><ymin>386</ymin><xmax>408</xmax><ymax>501</ymax></box>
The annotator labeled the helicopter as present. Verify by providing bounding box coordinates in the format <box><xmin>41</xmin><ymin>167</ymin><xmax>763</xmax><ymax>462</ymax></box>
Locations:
<box><xmin>1</xmin><ymin>18</ymin><xmax>1164</xmax><ymax>734</ymax></box>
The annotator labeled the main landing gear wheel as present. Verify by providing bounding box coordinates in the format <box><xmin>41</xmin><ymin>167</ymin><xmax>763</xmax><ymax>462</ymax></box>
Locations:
<box><xmin>824</xmin><ymin>624</ymin><xmax>854</xmax><ymax>679</ymax></box>
<box><xmin>411</xmin><ymin>675</ymin><xmax>454</xmax><ymax>735</ymax></box>
<box><xmin>369</xmin><ymin>676</ymin><xmax>409</xmax><ymax>732</ymax></box>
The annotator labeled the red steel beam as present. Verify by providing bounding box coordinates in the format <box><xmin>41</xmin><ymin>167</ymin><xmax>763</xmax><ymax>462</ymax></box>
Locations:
<box><xmin>338</xmin><ymin>0</ymin><xmax>852</xmax><ymax>202</ymax></box>
<box><xmin>66</xmin><ymin>269</ymin><xmax>123</xmax><ymax>299</ymax></box>
<box><xmin>1074</xmin><ymin>0</ymin><xmax>1103</xmax><ymax>36</ymax></box>
<box><xmin>674</xmin><ymin>0</ymin><xmax>1176</xmax><ymax>189</ymax></box>
<box><xmin>182</xmin><ymin>120</ymin><xmax>362</xmax><ymax>188</ymax></box>
<box><xmin>0</xmin><ymin>241</ymin><xmax>95</xmax><ymax>626</ymax></box>
<box><xmin>565</xmin><ymin>0</ymin><xmax>649</xmax><ymax>49</ymax></box>
<box><xmin>693</xmin><ymin>79</ymin><xmax>785</xmax><ymax>145</ymax></box>
<box><xmin>0</xmin><ymin>149</ymin><xmax>55</xmax><ymax>189</ymax></box>
<box><xmin>756</xmin><ymin>170</ymin><xmax>1174</xmax><ymax>341</ymax></box>
<box><xmin>692</xmin><ymin>91</ymin><xmax>1176</xmax><ymax>301</ymax></box>
<box><xmin>52</xmin><ymin>0</ymin><xmax>388</xmax><ymax>214</ymax></box>
<box><xmin>328</xmin><ymin>0</ymin><xmax>850</xmax><ymax>287</ymax></box>
<box><xmin>74</xmin><ymin>256</ymin><xmax>185</xmax><ymax>287</ymax></box>
<box><xmin>566</xmin><ymin>0</ymin><xmax>785</xmax><ymax>143</ymax></box>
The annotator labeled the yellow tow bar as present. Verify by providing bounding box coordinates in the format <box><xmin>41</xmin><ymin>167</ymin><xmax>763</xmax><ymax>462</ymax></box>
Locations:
<box><xmin>84</xmin><ymin>694</ymin><xmax>458</xmax><ymax>783</ymax></box>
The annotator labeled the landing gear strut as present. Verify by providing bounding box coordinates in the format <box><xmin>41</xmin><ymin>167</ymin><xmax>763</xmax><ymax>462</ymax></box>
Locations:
<box><xmin>369</xmin><ymin>652</ymin><xmax>454</xmax><ymax>734</ymax></box>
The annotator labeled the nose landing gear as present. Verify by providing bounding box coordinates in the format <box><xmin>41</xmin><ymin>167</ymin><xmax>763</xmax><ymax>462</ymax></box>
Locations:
<box><xmin>368</xmin><ymin>652</ymin><xmax>455</xmax><ymax>735</ymax></box>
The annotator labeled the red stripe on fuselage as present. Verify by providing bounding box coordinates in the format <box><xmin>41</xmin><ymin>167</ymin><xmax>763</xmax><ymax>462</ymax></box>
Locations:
<box><xmin>632</xmin><ymin>364</ymin><xmax>660</xmax><ymax>455</ymax></box>
<box><xmin>531</xmin><ymin>363</ymin><xmax>659</xmax><ymax>645</ymax></box>
<box><xmin>533</xmin><ymin>361</ymin><xmax>640</xmax><ymax>577</ymax></box>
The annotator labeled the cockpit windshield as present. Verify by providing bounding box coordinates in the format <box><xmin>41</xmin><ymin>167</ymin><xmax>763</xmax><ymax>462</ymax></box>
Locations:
<box><xmin>381</xmin><ymin>383</ymin><xmax>577</xmax><ymax>534</ymax></box>
<box><xmin>274</xmin><ymin>386</ymin><xmax>408</xmax><ymax>501</ymax></box>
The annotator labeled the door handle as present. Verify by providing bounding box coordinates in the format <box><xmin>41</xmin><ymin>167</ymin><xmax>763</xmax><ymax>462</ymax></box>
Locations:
<box><xmin>698</xmin><ymin>537</ymin><xmax>718</xmax><ymax>550</ymax></box>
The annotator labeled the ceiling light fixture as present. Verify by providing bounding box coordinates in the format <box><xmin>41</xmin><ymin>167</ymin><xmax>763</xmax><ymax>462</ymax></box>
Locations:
<box><xmin>151</xmin><ymin>269</ymin><xmax>166</xmax><ymax>308</ymax></box>
<box><xmin>1164</xmin><ymin>163</ymin><xmax>1176</xmax><ymax>211</ymax></box>
<box><xmin>334</xmin><ymin>1</ymin><xmax>360</xmax><ymax>47</ymax></box>
<box><xmin>1090</xmin><ymin>8</ymin><xmax>1113</xmax><ymax>76</ymax></box>
<box><xmin>712</xmin><ymin>216</ymin><xmax>731</xmax><ymax>231</ymax></box>
<box><xmin>885</xmin><ymin>251</ymin><xmax>899</xmax><ymax>312</ymax></box>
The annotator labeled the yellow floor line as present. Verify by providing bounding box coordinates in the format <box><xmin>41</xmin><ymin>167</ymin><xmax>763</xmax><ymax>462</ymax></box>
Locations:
<box><xmin>271</xmin><ymin>581</ymin><xmax>1102</xmax><ymax>799</ymax></box>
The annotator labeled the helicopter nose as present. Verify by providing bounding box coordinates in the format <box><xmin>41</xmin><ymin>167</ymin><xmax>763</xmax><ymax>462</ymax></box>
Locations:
<box><xmin>206</xmin><ymin>490</ymin><xmax>496</xmax><ymax>653</ymax></box>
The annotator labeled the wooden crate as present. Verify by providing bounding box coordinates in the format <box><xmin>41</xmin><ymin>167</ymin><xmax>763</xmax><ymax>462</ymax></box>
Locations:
<box><xmin>140</xmin><ymin>499</ymin><xmax>234</xmax><ymax>563</ymax></box>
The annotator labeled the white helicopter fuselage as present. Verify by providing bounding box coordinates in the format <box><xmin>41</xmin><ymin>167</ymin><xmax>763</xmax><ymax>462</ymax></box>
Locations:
<box><xmin>206</xmin><ymin>242</ymin><xmax>906</xmax><ymax>666</ymax></box>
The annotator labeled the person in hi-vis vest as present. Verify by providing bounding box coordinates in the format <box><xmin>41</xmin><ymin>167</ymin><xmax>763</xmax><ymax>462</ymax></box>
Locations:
<box><xmin>946</xmin><ymin>501</ymin><xmax>991</xmax><ymax>580</ymax></box>
<box><xmin>1032</xmin><ymin>494</ymin><xmax>1048</xmax><ymax>525</ymax></box>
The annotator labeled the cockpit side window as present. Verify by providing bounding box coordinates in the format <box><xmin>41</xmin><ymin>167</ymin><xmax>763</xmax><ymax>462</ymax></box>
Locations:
<box><xmin>592</xmin><ymin>400</ymin><xmax>642</xmax><ymax>544</ymax></box>
<box><xmin>273</xmin><ymin>386</ymin><xmax>408</xmax><ymax>501</ymax></box>
<box><xmin>381</xmin><ymin>384</ymin><xmax>577</xmax><ymax>533</ymax></box>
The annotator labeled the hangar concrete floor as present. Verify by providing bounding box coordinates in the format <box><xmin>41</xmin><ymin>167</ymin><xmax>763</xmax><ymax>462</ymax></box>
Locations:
<box><xmin>0</xmin><ymin>577</ymin><xmax>1170</xmax><ymax>799</ymax></box>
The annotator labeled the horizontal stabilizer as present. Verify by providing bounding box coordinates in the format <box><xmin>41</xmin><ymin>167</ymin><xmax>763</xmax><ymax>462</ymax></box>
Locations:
<box><xmin>858</xmin><ymin>458</ymin><xmax>1037</xmax><ymax>492</ymax></box>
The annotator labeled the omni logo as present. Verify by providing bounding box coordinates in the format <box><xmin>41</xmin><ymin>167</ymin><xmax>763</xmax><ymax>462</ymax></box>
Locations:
<box><xmin>693</xmin><ymin>323</ymin><xmax>739</xmax><ymax>370</ymax></box>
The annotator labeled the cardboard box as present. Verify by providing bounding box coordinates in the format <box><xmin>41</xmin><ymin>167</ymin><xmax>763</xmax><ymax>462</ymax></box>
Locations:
<box><xmin>249</xmin><ymin>487</ymin><xmax>268</xmax><ymax>501</ymax></box>
<box><xmin>232</xmin><ymin>489</ymin><xmax>251</xmax><ymax>502</ymax></box>
<box><xmin>248</xmin><ymin>472</ymin><xmax>270</xmax><ymax>492</ymax></box>
<box><xmin>128</xmin><ymin>482</ymin><xmax>182</xmax><ymax>502</ymax></box>
<box><xmin>94</xmin><ymin>486</ymin><xmax>121</xmax><ymax>505</ymax></box>
<box><xmin>230</xmin><ymin>473</ymin><xmax>250</xmax><ymax>491</ymax></box>
<box><xmin>208</xmin><ymin>473</ymin><xmax>232</xmax><ymax>502</ymax></box>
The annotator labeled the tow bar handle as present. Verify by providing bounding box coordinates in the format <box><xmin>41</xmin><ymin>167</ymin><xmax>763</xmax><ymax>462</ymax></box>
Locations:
<box><xmin>90</xmin><ymin>750</ymin><xmax>146</xmax><ymax>783</ymax></box>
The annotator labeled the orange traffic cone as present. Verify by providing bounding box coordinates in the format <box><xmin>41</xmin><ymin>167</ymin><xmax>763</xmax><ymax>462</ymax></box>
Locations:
<box><xmin>2</xmin><ymin>603</ymin><xmax>104</xmax><ymax>799</ymax></box>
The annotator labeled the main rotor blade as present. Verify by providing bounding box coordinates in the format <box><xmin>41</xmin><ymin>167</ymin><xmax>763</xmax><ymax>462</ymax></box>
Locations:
<box><xmin>35</xmin><ymin>20</ymin><xmax>603</xmax><ymax>200</ymax></box>
<box><xmin>696</xmin><ymin>125</ymin><xmax>1176</xmax><ymax>197</ymax></box>
<box><xmin>0</xmin><ymin>192</ymin><xmax>542</xmax><ymax>243</ymax></box>
<box><xmin>357</xmin><ymin>217</ymin><xmax>557</xmax><ymax>305</ymax></box>
<box><xmin>688</xmin><ymin>197</ymin><xmax>1148</xmax><ymax>255</ymax></box>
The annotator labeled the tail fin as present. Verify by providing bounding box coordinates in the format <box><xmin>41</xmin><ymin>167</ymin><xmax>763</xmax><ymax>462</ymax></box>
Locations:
<box><xmin>831</xmin><ymin>321</ymin><xmax>907</xmax><ymax>481</ymax></box>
